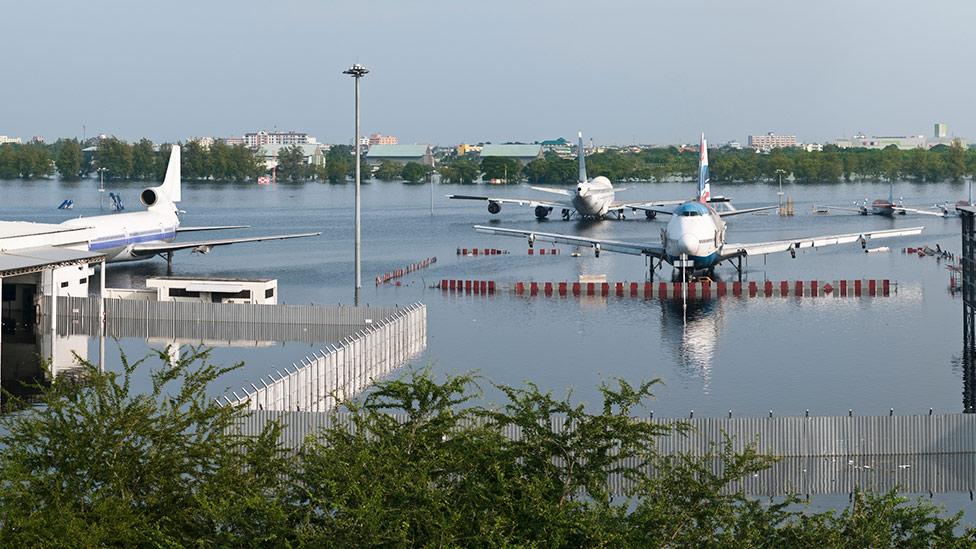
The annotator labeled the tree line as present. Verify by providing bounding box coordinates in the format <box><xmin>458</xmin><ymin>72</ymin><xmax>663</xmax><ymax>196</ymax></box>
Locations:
<box><xmin>0</xmin><ymin>350</ymin><xmax>971</xmax><ymax>546</ymax></box>
<box><xmin>4</xmin><ymin>137</ymin><xmax>976</xmax><ymax>185</ymax></box>
<box><xmin>437</xmin><ymin>141</ymin><xmax>976</xmax><ymax>184</ymax></box>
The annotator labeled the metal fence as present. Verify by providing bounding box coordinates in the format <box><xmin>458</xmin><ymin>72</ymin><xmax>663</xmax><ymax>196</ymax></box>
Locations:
<box><xmin>232</xmin><ymin>411</ymin><xmax>976</xmax><ymax>495</ymax></box>
<box><xmin>218</xmin><ymin>303</ymin><xmax>426</xmax><ymax>411</ymax></box>
<box><xmin>42</xmin><ymin>296</ymin><xmax>402</xmax><ymax>326</ymax></box>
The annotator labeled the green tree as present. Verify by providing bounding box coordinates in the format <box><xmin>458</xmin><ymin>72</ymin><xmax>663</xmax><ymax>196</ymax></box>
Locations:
<box><xmin>375</xmin><ymin>160</ymin><xmax>401</xmax><ymax>181</ymax></box>
<box><xmin>0</xmin><ymin>349</ymin><xmax>292</xmax><ymax>546</ymax></box>
<box><xmin>401</xmin><ymin>161</ymin><xmax>431</xmax><ymax>183</ymax></box>
<box><xmin>181</xmin><ymin>139</ymin><xmax>208</xmax><ymax>180</ymax></box>
<box><xmin>325</xmin><ymin>145</ymin><xmax>351</xmax><ymax>183</ymax></box>
<box><xmin>55</xmin><ymin>138</ymin><xmax>83</xmax><ymax>180</ymax></box>
<box><xmin>96</xmin><ymin>137</ymin><xmax>134</xmax><ymax>180</ymax></box>
<box><xmin>437</xmin><ymin>157</ymin><xmax>480</xmax><ymax>184</ymax></box>
<box><xmin>131</xmin><ymin>138</ymin><xmax>156</xmax><ymax>180</ymax></box>
<box><xmin>275</xmin><ymin>145</ymin><xmax>308</xmax><ymax>182</ymax></box>
<box><xmin>947</xmin><ymin>140</ymin><xmax>966</xmax><ymax>182</ymax></box>
<box><xmin>480</xmin><ymin>156</ymin><xmax>522</xmax><ymax>183</ymax></box>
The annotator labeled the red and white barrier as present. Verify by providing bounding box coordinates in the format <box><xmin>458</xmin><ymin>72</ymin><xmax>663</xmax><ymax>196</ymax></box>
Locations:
<box><xmin>527</xmin><ymin>248</ymin><xmax>560</xmax><ymax>256</ymax></box>
<box><xmin>375</xmin><ymin>257</ymin><xmax>437</xmax><ymax>285</ymax></box>
<box><xmin>437</xmin><ymin>279</ymin><xmax>895</xmax><ymax>298</ymax></box>
<box><xmin>457</xmin><ymin>248</ymin><xmax>508</xmax><ymax>256</ymax></box>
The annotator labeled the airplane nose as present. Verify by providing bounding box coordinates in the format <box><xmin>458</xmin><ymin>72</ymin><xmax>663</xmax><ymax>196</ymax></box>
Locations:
<box><xmin>677</xmin><ymin>234</ymin><xmax>697</xmax><ymax>256</ymax></box>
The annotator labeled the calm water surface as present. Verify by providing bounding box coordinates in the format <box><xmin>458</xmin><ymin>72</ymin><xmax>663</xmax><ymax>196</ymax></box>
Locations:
<box><xmin>0</xmin><ymin>177</ymin><xmax>968</xmax><ymax>417</ymax></box>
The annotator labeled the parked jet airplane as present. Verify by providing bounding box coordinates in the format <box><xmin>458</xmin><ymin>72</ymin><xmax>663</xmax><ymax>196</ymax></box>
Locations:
<box><xmin>56</xmin><ymin>145</ymin><xmax>319</xmax><ymax>268</ymax></box>
<box><xmin>822</xmin><ymin>182</ymin><xmax>950</xmax><ymax>218</ymax></box>
<box><xmin>449</xmin><ymin>132</ymin><xmax>709</xmax><ymax>221</ymax></box>
<box><xmin>476</xmin><ymin>134</ymin><xmax>924</xmax><ymax>280</ymax></box>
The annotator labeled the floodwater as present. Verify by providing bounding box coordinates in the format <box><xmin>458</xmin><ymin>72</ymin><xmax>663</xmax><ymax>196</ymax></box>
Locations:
<box><xmin>4</xmin><ymin>176</ymin><xmax>976</xmax><ymax>522</ymax></box>
<box><xmin>0</xmin><ymin>176</ymin><xmax>968</xmax><ymax>417</ymax></box>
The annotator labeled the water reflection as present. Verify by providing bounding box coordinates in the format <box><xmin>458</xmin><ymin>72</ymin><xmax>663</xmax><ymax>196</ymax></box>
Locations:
<box><xmin>660</xmin><ymin>298</ymin><xmax>726</xmax><ymax>391</ymax></box>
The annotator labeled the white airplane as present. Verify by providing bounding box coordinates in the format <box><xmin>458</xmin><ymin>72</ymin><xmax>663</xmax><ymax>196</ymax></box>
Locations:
<box><xmin>449</xmin><ymin>132</ymin><xmax>700</xmax><ymax>221</ymax></box>
<box><xmin>54</xmin><ymin>145</ymin><xmax>319</xmax><ymax>270</ymax></box>
<box><xmin>821</xmin><ymin>181</ymin><xmax>952</xmax><ymax>218</ymax></box>
<box><xmin>476</xmin><ymin>134</ymin><xmax>924</xmax><ymax>280</ymax></box>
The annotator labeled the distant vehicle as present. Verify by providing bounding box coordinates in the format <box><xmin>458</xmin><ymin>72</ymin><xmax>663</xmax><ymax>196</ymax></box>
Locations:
<box><xmin>257</xmin><ymin>176</ymin><xmax>271</xmax><ymax>185</ymax></box>
<box><xmin>44</xmin><ymin>145</ymin><xmax>319</xmax><ymax>268</ymax></box>
<box><xmin>476</xmin><ymin>134</ymin><xmax>923</xmax><ymax>281</ymax></box>
<box><xmin>449</xmin><ymin>132</ymin><xmax>713</xmax><ymax>221</ymax></box>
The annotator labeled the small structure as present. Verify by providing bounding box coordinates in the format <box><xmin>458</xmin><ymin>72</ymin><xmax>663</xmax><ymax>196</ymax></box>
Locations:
<box><xmin>366</xmin><ymin>144</ymin><xmax>434</xmax><ymax>167</ymax></box>
<box><xmin>106</xmin><ymin>277</ymin><xmax>278</xmax><ymax>304</ymax></box>
<box><xmin>258</xmin><ymin>143</ymin><xmax>326</xmax><ymax>170</ymax></box>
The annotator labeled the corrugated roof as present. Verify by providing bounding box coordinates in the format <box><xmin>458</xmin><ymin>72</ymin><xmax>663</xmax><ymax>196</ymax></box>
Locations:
<box><xmin>0</xmin><ymin>246</ymin><xmax>104</xmax><ymax>275</ymax></box>
<box><xmin>480</xmin><ymin>144</ymin><xmax>542</xmax><ymax>158</ymax></box>
<box><xmin>366</xmin><ymin>144</ymin><xmax>430</xmax><ymax>158</ymax></box>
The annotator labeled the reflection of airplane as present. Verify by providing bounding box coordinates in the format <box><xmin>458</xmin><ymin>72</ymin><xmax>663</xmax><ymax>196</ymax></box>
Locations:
<box><xmin>45</xmin><ymin>146</ymin><xmax>319</xmax><ymax>269</ymax></box>
<box><xmin>822</xmin><ymin>182</ymin><xmax>950</xmax><ymax>218</ymax></box>
<box><xmin>476</xmin><ymin>134</ymin><xmax>924</xmax><ymax>280</ymax></box>
<box><xmin>660</xmin><ymin>298</ymin><xmax>724</xmax><ymax>389</ymax></box>
<box><xmin>448</xmin><ymin>132</ymin><xmax>697</xmax><ymax>220</ymax></box>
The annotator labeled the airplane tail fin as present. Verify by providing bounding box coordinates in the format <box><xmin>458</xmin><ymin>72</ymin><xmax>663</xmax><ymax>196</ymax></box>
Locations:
<box><xmin>578</xmin><ymin>131</ymin><xmax>587</xmax><ymax>183</ymax></box>
<box><xmin>698</xmin><ymin>133</ymin><xmax>710</xmax><ymax>203</ymax></box>
<box><xmin>159</xmin><ymin>145</ymin><xmax>182</xmax><ymax>203</ymax></box>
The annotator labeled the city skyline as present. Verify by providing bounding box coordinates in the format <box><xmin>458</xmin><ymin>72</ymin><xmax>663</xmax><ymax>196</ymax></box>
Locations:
<box><xmin>2</xmin><ymin>0</ymin><xmax>975</xmax><ymax>145</ymax></box>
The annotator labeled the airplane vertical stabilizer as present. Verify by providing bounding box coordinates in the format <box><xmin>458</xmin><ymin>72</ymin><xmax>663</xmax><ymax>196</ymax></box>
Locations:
<box><xmin>698</xmin><ymin>133</ymin><xmax>710</xmax><ymax>203</ymax></box>
<box><xmin>160</xmin><ymin>145</ymin><xmax>182</xmax><ymax>203</ymax></box>
<box><xmin>578</xmin><ymin>131</ymin><xmax>587</xmax><ymax>183</ymax></box>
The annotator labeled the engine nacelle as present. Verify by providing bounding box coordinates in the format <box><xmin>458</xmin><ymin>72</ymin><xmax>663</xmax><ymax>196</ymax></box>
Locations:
<box><xmin>140</xmin><ymin>188</ymin><xmax>159</xmax><ymax>207</ymax></box>
<box><xmin>534</xmin><ymin>205</ymin><xmax>552</xmax><ymax>219</ymax></box>
<box><xmin>645</xmin><ymin>210</ymin><xmax>657</xmax><ymax>220</ymax></box>
<box><xmin>487</xmin><ymin>201</ymin><xmax>501</xmax><ymax>214</ymax></box>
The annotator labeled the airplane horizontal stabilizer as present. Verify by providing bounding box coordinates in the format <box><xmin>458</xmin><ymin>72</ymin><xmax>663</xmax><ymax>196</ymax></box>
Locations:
<box><xmin>176</xmin><ymin>225</ymin><xmax>250</xmax><ymax>233</ymax></box>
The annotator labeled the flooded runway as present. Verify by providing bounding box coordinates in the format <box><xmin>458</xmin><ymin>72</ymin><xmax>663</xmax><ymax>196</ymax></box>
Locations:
<box><xmin>0</xmin><ymin>177</ymin><xmax>968</xmax><ymax>417</ymax></box>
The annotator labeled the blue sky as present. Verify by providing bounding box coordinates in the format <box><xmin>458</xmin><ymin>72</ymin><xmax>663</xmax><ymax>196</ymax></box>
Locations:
<box><xmin>2</xmin><ymin>0</ymin><xmax>973</xmax><ymax>145</ymax></box>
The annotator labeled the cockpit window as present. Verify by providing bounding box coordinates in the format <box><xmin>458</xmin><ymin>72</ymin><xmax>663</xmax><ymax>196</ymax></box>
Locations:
<box><xmin>681</xmin><ymin>210</ymin><xmax>702</xmax><ymax>216</ymax></box>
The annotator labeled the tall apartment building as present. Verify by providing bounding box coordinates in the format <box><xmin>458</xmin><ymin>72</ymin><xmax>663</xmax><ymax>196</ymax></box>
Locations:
<box><xmin>243</xmin><ymin>131</ymin><xmax>316</xmax><ymax>148</ymax></box>
<box><xmin>747</xmin><ymin>132</ymin><xmax>797</xmax><ymax>151</ymax></box>
<box><xmin>368</xmin><ymin>133</ymin><xmax>398</xmax><ymax>145</ymax></box>
<box><xmin>935</xmin><ymin>123</ymin><xmax>948</xmax><ymax>139</ymax></box>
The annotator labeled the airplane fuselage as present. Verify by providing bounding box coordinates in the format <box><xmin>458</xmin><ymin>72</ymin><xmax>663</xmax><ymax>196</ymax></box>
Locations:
<box><xmin>571</xmin><ymin>176</ymin><xmax>615</xmax><ymax>217</ymax></box>
<box><xmin>60</xmin><ymin>208</ymin><xmax>179</xmax><ymax>262</ymax></box>
<box><xmin>661</xmin><ymin>201</ymin><xmax>726</xmax><ymax>271</ymax></box>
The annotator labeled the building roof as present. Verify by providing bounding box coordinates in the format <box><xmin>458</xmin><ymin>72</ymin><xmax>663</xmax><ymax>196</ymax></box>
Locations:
<box><xmin>366</xmin><ymin>144</ymin><xmax>431</xmax><ymax>158</ymax></box>
<box><xmin>541</xmin><ymin>138</ymin><xmax>569</xmax><ymax>146</ymax></box>
<box><xmin>480</xmin><ymin>144</ymin><xmax>543</xmax><ymax>158</ymax></box>
<box><xmin>0</xmin><ymin>246</ymin><xmax>104</xmax><ymax>276</ymax></box>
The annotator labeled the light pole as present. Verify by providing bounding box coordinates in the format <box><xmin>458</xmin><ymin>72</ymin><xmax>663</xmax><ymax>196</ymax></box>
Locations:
<box><xmin>344</xmin><ymin>63</ymin><xmax>369</xmax><ymax>303</ymax></box>
<box><xmin>97</xmin><ymin>167</ymin><xmax>107</xmax><ymax>210</ymax></box>
<box><xmin>775</xmin><ymin>168</ymin><xmax>786</xmax><ymax>213</ymax></box>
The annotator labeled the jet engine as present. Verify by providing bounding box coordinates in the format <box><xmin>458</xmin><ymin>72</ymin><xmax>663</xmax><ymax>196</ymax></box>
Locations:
<box><xmin>534</xmin><ymin>206</ymin><xmax>552</xmax><ymax>219</ymax></box>
<box><xmin>140</xmin><ymin>188</ymin><xmax>159</xmax><ymax>207</ymax></box>
<box><xmin>487</xmin><ymin>201</ymin><xmax>501</xmax><ymax>214</ymax></box>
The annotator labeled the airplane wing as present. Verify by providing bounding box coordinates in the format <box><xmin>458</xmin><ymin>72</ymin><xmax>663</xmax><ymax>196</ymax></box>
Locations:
<box><xmin>892</xmin><ymin>206</ymin><xmax>949</xmax><ymax>217</ymax></box>
<box><xmin>529</xmin><ymin>186</ymin><xmax>574</xmax><ymax>196</ymax></box>
<box><xmin>130</xmin><ymin>232</ymin><xmax>320</xmax><ymax>256</ymax></box>
<box><xmin>474</xmin><ymin>225</ymin><xmax>665</xmax><ymax>258</ymax></box>
<box><xmin>176</xmin><ymin>225</ymin><xmax>250</xmax><ymax>233</ymax></box>
<box><xmin>720</xmin><ymin>226</ymin><xmax>923</xmax><ymax>259</ymax></box>
<box><xmin>611</xmin><ymin>199</ymin><xmax>685</xmax><ymax>212</ymax></box>
<box><xmin>447</xmin><ymin>194</ymin><xmax>570</xmax><ymax>209</ymax></box>
<box><xmin>716</xmin><ymin>205</ymin><xmax>778</xmax><ymax>217</ymax></box>
<box><xmin>818</xmin><ymin>205</ymin><xmax>866</xmax><ymax>214</ymax></box>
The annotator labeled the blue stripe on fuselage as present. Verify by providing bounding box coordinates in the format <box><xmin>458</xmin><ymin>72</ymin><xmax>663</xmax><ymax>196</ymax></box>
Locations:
<box><xmin>89</xmin><ymin>229</ymin><xmax>176</xmax><ymax>251</ymax></box>
<box><xmin>667</xmin><ymin>250</ymin><xmax>721</xmax><ymax>270</ymax></box>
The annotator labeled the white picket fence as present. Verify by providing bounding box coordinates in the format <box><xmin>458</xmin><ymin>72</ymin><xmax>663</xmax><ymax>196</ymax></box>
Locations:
<box><xmin>218</xmin><ymin>302</ymin><xmax>426</xmax><ymax>411</ymax></box>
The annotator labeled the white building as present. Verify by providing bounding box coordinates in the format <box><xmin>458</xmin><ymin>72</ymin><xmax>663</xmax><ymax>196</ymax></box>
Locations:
<box><xmin>834</xmin><ymin>134</ymin><xmax>927</xmax><ymax>150</ymax></box>
<box><xmin>0</xmin><ymin>135</ymin><xmax>22</xmax><ymax>145</ymax></box>
<box><xmin>107</xmin><ymin>277</ymin><xmax>278</xmax><ymax>304</ymax></box>
<box><xmin>243</xmin><ymin>131</ymin><xmax>316</xmax><ymax>148</ymax></box>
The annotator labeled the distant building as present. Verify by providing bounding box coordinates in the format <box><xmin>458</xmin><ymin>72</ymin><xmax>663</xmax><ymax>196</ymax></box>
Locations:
<box><xmin>479</xmin><ymin>144</ymin><xmax>543</xmax><ymax>164</ymax></box>
<box><xmin>0</xmin><ymin>135</ymin><xmax>22</xmax><ymax>145</ymax></box>
<box><xmin>365</xmin><ymin>144</ymin><xmax>434</xmax><ymax>166</ymax></box>
<box><xmin>834</xmin><ymin>133</ymin><xmax>927</xmax><ymax>150</ymax></box>
<box><xmin>800</xmin><ymin>143</ymin><xmax>823</xmax><ymax>152</ymax></box>
<box><xmin>187</xmin><ymin>137</ymin><xmax>215</xmax><ymax>149</ymax></box>
<box><xmin>30</xmin><ymin>135</ymin><xmax>45</xmax><ymax>144</ymax></box>
<box><xmin>223</xmin><ymin>136</ymin><xmax>245</xmax><ymax>146</ymax></box>
<box><xmin>935</xmin><ymin>123</ymin><xmax>948</xmax><ymax>139</ymax></box>
<box><xmin>243</xmin><ymin>131</ymin><xmax>316</xmax><ymax>148</ymax></box>
<box><xmin>456</xmin><ymin>143</ymin><xmax>482</xmax><ymax>156</ymax></box>
<box><xmin>540</xmin><ymin>137</ymin><xmax>572</xmax><ymax>158</ymax></box>
<box><xmin>725</xmin><ymin>141</ymin><xmax>742</xmax><ymax>150</ymax></box>
<box><xmin>257</xmin><ymin>143</ymin><xmax>327</xmax><ymax>170</ymax></box>
<box><xmin>747</xmin><ymin>133</ymin><xmax>797</xmax><ymax>151</ymax></box>
<box><xmin>368</xmin><ymin>133</ymin><xmax>398</xmax><ymax>145</ymax></box>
